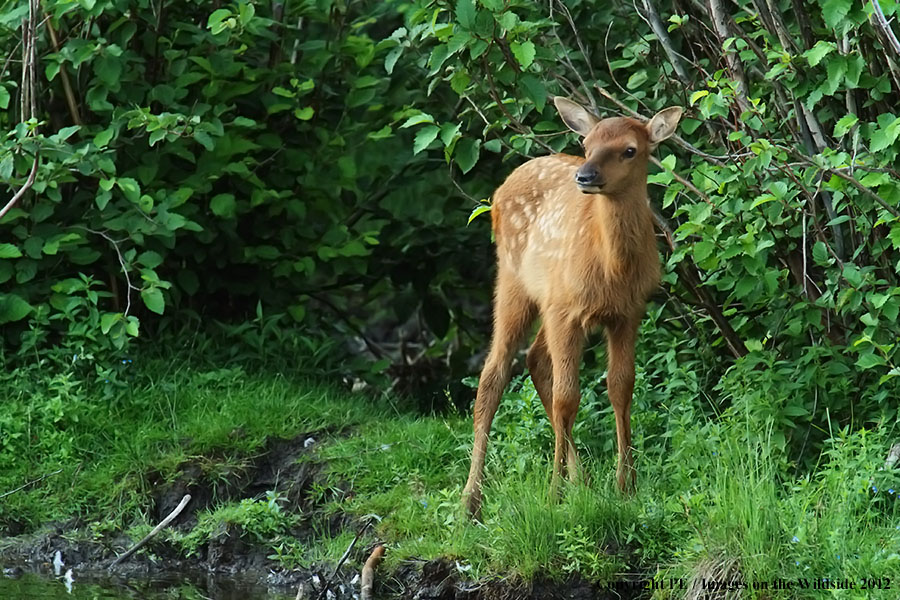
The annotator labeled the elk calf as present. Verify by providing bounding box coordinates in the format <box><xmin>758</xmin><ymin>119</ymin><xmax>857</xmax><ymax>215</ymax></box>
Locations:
<box><xmin>462</xmin><ymin>98</ymin><xmax>682</xmax><ymax>517</ymax></box>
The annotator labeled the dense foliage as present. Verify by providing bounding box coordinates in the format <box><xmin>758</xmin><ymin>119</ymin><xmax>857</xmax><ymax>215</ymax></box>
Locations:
<box><xmin>3</xmin><ymin>0</ymin><xmax>900</xmax><ymax>464</ymax></box>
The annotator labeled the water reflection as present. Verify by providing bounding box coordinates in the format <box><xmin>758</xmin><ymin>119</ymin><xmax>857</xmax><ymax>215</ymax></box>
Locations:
<box><xmin>0</xmin><ymin>570</ymin><xmax>296</xmax><ymax>599</ymax></box>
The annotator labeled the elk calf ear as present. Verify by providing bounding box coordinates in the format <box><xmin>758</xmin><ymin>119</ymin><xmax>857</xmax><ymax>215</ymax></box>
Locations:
<box><xmin>554</xmin><ymin>97</ymin><xmax>600</xmax><ymax>138</ymax></box>
<box><xmin>647</xmin><ymin>107</ymin><xmax>683</xmax><ymax>148</ymax></box>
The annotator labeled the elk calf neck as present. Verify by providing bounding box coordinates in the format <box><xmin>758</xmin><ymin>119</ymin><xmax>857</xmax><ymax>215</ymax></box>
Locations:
<box><xmin>462</xmin><ymin>97</ymin><xmax>683</xmax><ymax>518</ymax></box>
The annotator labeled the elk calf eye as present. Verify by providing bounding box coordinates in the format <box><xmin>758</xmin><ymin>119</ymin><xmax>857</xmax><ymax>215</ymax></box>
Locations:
<box><xmin>623</xmin><ymin>147</ymin><xmax>636</xmax><ymax>158</ymax></box>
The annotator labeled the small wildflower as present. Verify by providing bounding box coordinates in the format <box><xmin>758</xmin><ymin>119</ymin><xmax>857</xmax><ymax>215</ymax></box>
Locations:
<box><xmin>421</xmin><ymin>500</ymin><xmax>428</xmax><ymax>508</ymax></box>
<box><xmin>642</xmin><ymin>523</ymin><xmax>648</xmax><ymax>528</ymax></box>
<box><xmin>792</xmin><ymin>536</ymin><xmax>799</xmax><ymax>543</ymax></box>
<box><xmin>795</xmin><ymin>561</ymin><xmax>800</xmax><ymax>566</ymax></box>
<box><xmin>122</xmin><ymin>359</ymin><xmax>127</xmax><ymax>364</ymax></box>
<box><xmin>837</xmin><ymin>555</ymin><xmax>841</xmax><ymax>560</ymax></box>
<box><xmin>104</xmin><ymin>379</ymin><xmax>110</xmax><ymax>383</ymax></box>
<box><xmin>872</xmin><ymin>486</ymin><xmax>878</xmax><ymax>493</ymax></box>
<box><xmin>889</xmin><ymin>489</ymin><xmax>895</xmax><ymax>495</ymax></box>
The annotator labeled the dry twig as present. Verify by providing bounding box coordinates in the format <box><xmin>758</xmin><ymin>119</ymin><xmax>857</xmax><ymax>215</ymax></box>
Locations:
<box><xmin>0</xmin><ymin>468</ymin><xmax>63</xmax><ymax>500</ymax></box>
<box><xmin>109</xmin><ymin>494</ymin><xmax>191</xmax><ymax>568</ymax></box>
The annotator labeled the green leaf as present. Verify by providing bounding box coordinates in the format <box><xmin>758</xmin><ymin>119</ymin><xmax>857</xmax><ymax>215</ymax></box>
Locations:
<box><xmin>440</xmin><ymin>122</ymin><xmax>462</xmax><ymax>146</ymax></box>
<box><xmin>497</xmin><ymin>11</ymin><xmax>518</xmax><ymax>31</ymax></box>
<box><xmin>0</xmin><ymin>86</ymin><xmax>9</xmax><ymax>110</ymax></box>
<box><xmin>467</xmin><ymin>203</ymin><xmax>491</xmax><ymax>224</ymax></box>
<box><xmin>804</xmin><ymin>41</ymin><xmax>835</xmax><ymax>66</ymax></box>
<box><xmin>193</xmin><ymin>131</ymin><xmax>215</xmax><ymax>150</ymax></box>
<box><xmin>454</xmin><ymin>137</ymin><xmax>481</xmax><ymax>173</ymax></box>
<box><xmin>385</xmin><ymin>47</ymin><xmax>402</xmax><ymax>75</ymax></box>
<box><xmin>821</xmin><ymin>0</ymin><xmax>851</xmax><ymax>29</ymax></box>
<box><xmin>116</xmin><ymin>177</ymin><xmax>141</xmax><ymax>204</ymax></box>
<box><xmin>428</xmin><ymin>44</ymin><xmax>450</xmax><ymax>76</ymax></box>
<box><xmin>208</xmin><ymin>8</ymin><xmax>232</xmax><ymax>33</ymax></box>
<box><xmin>510</xmin><ymin>41</ymin><xmax>536</xmax><ymax>70</ymax></box>
<box><xmin>856</xmin><ymin>352</ymin><xmax>885</xmax><ymax>369</ymax></box>
<box><xmin>627</xmin><ymin>70</ymin><xmax>648</xmax><ymax>90</ymax></box>
<box><xmin>96</xmin><ymin>188</ymin><xmax>111</xmax><ymax>211</ymax></box>
<box><xmin>870</xmin><ymin>115</ymin><xmax>900</xmax><ymax>152</ymax></box>
<box><xmin>456</xmin><ymin>0</ymin><xmax>476</xmax><ymax>29</ymax></box>
<box><xmin>812</xmin><ymin>240</ymin><xmax>830</xmax><ymax>264</ymax></box>
<box><xmin>400</xmin><ymin>113</ymin><xmax>435</xmax><ymax>128</ymax></box>
<box><xmin>238</xmin><ymin>2</ymin><xmax>255</xmax><ymax>26</ymax></box>
<box><xmin>0</xmin><ymin>293</ymin><xmax>32</xmax><ymax>324</ymax></box>
<box><xmin>295</xmin><ymin>106</ymin><xmax>315</xmax><ymax>120</ymax></box>
<box><xmin>483</xmin><ymin>139</ymin><xmax>502</xmax><ymax>153</ymax></box>
<box><xmin>833</xmin><ymin>114</ymin><xmax>858</xmax><ymax>137</ymax></box>
<box><xmin>94</xmin><ymin>55</ymin><xmax>122</xmax><ymax>87</ymax></box>
<box><xmin>0</xmin><ymin>155</ymin><xmax>11</xmax><ymax>180</ymax></box>
<box><xmin>519</xmin><ymin>75</ymin><xmax>547</xmax><ymax>111</ymax></box>
<box><xmin>100</xmin><ymin>312</ymin><xmax>121</xmax><ymax>334</ymax></box>
<box><xmin>0</xmin><ymin>243</ymin><xmax>22</xmax><ymax>259</ymax></box>
<box><xmin>450</xmin><ymin>70</ymin><xmax>471</xmax><ymax>96</ymax></box>
<box><xmin>210</xmin><ymin>193</ymin><xmax>237</xmax><ymax>217</ymax></box>
<box><xmin>413</xmin><ymin>125</ymin><xmax>440</xmax><ymax>155</ymax></box>
<box><xmin>141</xmin><ymin>287</ymin><xmax>165</xmax><ymax>315</ymax></box>
<box><xmin>125</xmin><ymin>316</ymin><xmax>140</xmax><ymax>337</ymax></box>
<box><xmin>693</xmin><ymin>240</ymin><xmax>715</xmax><ymax>262</ymax></box>
<box><xmin>94</xmin><ymin>126</ymin><xmax>115</xmax><ymax>147</ymax></box>
<box><xmin>689</xmin><ymin>90</ymin><xmax>709</xmax><ymax>105</ymax></box>
<box><xmin>138</xmin><ymin>250</ymin><xmax>164</xmax><ymax>268</ymax></box>
<box><xmin>889</xmin><ymin>223</ymin><xmax>900</xmax><ymax>249</ymax></box>
<box><xmin>149</xmin><ymin>129</ymin><xmax>167</xmax><ymax>146</ymax></box>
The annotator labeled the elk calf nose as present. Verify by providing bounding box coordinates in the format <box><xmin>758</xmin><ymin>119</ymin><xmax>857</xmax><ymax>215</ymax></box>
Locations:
<box><xmin>575</xmin><ymin>167</ymin><xmax>598</xmax><ymax>185</ymax></box>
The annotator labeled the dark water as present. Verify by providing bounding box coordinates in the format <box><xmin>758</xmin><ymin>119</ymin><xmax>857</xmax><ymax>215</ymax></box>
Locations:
<box><xmin>0</xmin><ymin>571</ymin><xmax>296</xmax><ymax>599</ymax></box>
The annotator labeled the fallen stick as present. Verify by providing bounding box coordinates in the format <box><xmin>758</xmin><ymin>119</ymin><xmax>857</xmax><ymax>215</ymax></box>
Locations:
<box><xmin>359</xmin><ymin>544</ymin><xmax>385</xmax><ymax>600</ymax></box>
<box><xmin>313</xmin><ymin>520</ymin><xmax>372</xmax><ymax>600</ymax></box>
<box><xmin>108</xmin><ymin>494</ymin><xmax>191</xmax><ymax>568</ymax></box>
<box><xmin>0</xmin><ymin>468</ymin><xmax>63</xmax><ymax>499</ymax></box>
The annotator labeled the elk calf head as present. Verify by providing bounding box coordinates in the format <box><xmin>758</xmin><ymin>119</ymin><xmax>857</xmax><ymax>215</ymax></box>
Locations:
<box><xmin>554</xmin><ymin>97</ymin><xmax>682</xmax><ymax>196</ymax></box>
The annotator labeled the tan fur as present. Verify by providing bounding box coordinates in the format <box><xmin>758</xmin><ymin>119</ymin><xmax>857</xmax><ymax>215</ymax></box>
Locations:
<box><xmin>462</xmin><ymin>99</ymin><xmax>682</xmax><ymax>518</ymax></box>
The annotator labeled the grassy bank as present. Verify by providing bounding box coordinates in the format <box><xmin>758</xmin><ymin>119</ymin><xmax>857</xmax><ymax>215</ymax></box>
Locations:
<box><xmin>2</xmin><ymin>348</ymin><xmax>899</xmax><ymax>598</ymax></box>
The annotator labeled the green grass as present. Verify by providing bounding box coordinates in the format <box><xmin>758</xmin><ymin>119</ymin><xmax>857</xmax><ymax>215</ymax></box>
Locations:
<box><xmin>2</xmin><ymin>351</ymin><xmax>899</xmax><ymax>597</ymax></box>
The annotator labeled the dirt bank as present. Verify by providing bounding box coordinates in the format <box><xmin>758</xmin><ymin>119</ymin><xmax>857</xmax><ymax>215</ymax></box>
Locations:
<box><xmin>0</xmin><ymin>432</ymin><xmax>650</xmax><ymax>599</ymax></box>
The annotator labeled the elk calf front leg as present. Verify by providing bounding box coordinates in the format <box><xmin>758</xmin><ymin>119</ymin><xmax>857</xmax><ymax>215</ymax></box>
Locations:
<box><xmin>605</xmin><ymin>318</ymin><xmax>639</xmax><ymax>493</ymax></box>
<box><xmin>462</xmin><ymin>282</ymin><xmax>534</xmax><ymax>518</ymax></box>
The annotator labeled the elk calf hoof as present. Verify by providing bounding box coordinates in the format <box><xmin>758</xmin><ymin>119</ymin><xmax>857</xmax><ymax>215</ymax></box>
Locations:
<box><xmin>616</xmin><ymin>471</ymin><xmax>636</xmax><ymax>496</ymax></box>
<box><xmin>461</xmin><ymin>488</ymin><xmax>482</xmax><ymax>520</ymax></box>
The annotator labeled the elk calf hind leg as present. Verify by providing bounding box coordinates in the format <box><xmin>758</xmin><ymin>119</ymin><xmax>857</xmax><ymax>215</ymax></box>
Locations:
<box><xmin>605</xmin><ymin>319</ymin><xmax>639</xmax><ymax>493</ymax></box>
<box><xmin>525</xmin><ymin>326</ymin><xmax>554</xmax><ymax>421</ymax></box>
<box><xmin>545</xmin><ymin>316</ymin><xmax>584</xmax><ymax>497</ymax></box>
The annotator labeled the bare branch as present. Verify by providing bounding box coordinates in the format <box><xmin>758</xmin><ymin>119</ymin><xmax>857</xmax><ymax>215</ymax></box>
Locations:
<box><xmin>76</xmin><ymin>228</ymin><xmax>140</xmax><ymax>316</ymax></box>
<box><xmin>0</xmin><ymin>468</ymin><xmax>63</xmax><ymax>499</ymax></box>
<box><xmin>0</xmin><ymin>152</ymin><xmax>40</xmax><ymax>221</ymax></box>
<box><xmin>871</xmin><ymin>0</ymin><xmax>900</xmax><ymax>57</ymax></box>
<box><xmin>45</xmin><ymin>17</ymin><xmax>82</xmax><ymax>125</ymax></box>
<box><xmin>109</xmin><ymin>494</ymin><xmax>191</xmax><ymax>568</ymax></box>
<box><xmin>638</xmin><ymin>0</ymin><xmax>692</xmax><ymax>83</ymax></box>
<box><xmin>707</xmin><ymin>0</ymin><xmax>751</xmax><ymax>114</ymax></box>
